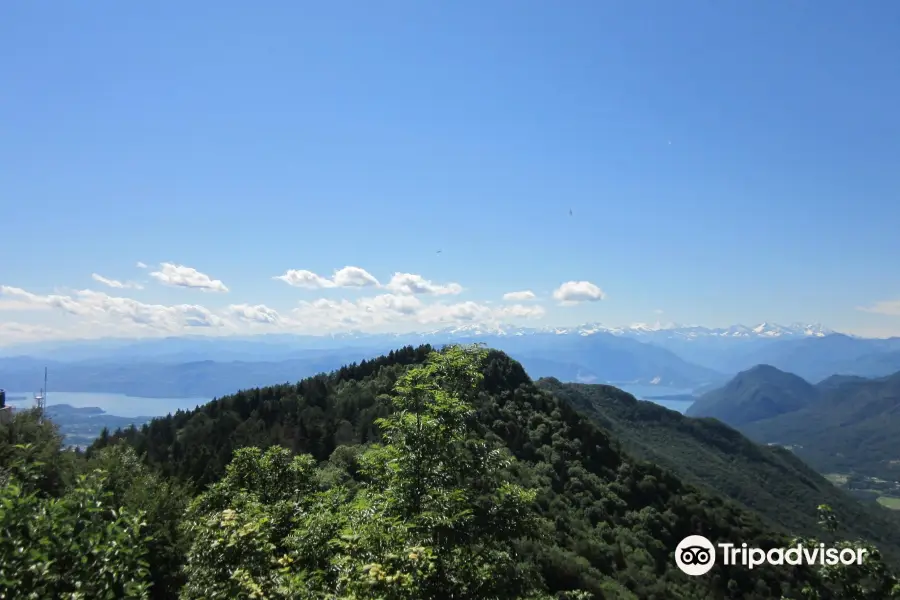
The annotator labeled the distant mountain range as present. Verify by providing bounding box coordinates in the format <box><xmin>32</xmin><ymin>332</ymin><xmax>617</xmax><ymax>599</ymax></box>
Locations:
<box><xmin>0</xmin><ymin>321</ymin><xmax>837</xmax><ymax>360</ymax></box>
<box><xmin>687</xmin><ymin>365</ymin><xmax>900</xmax><ymax>485</ymax></box>
<box><xmin>2</xmin><ymin>322</ymin><xmax>900</xmax><ymax>400</ymax></box>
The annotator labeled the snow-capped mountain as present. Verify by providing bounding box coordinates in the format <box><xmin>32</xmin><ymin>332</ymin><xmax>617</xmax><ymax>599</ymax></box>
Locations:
<box><xmin>606</xmin><ymin>321</ymin><xmax>834</xmax><ymax>340</ymax></box>
<box><xmin>415</xmin><ymin>321</ymin><xmax>835</xmax><ymax>341</ymax></box>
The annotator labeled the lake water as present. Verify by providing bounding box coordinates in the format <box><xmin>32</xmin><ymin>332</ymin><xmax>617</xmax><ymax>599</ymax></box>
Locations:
<box><xmin>5</xmin><ymin>392</ymin><xmax>210</xmax><ymax>418</ymax></box>
<box><xmin>610</xmin><ymin>383</ymin><xmax>696</xmax><ymax>414</ymax></box>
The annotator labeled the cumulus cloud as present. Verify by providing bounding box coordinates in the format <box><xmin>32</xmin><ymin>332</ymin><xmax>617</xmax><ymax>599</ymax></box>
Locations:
<box><xmin>0</xmin><ymin>288</ymin><xmax>53</xmax><ymax>311</ymax></box>
<box><xmin>92</xmin><ymin>273</ymin><xmax>144</xmax><ymax>290</ymax></box>
<box><xmin>417</xmin><ymin>301</ymin><xmax>492</xmax><ymax>324</ymax></box>
<box><xmin>333</xmin><ymin>266</ymin><xmax>380</xmax><ymax>288</ymax></box>
<box><xmin>410</xmin><ymin>301</ymin><xmax>545</xmax><ymax>325</ymax></box>
<box><xmin>136</xmin><ymin>261</ymin><xmax>148</xmax><ymax>269</ymax></box>
<box><xmin>496</xmin><ymin>304</ymin><xmax>546</xmax><ymax>319</ymax></box>
<box><xmin>0</xmin><ymin>322</ymin><xmax>62</xmax><ymax>346</ymax></box>
<box><xmin>226</xmin><ymin>304</ymin><xmax>282</xmax><ymax>325</ymax></box>
<box><xmin>502</xmin><ymin>290</ymin><xmax>536</xmax><ymax>301</ymax></box>
<box><xmin>385</xmin><ymin>273</ymin><xmax>463</xmax><ymax>296</ymax></box>
<box><xmin>552</xmin><ymin>281</ymin><xmax>606</xmax><ymax>305</ymax></box>
<box><xmin>292</xmin><ymin>294</ymin><xmax>424</xmax><ymax>330</ymax></box>
<box><xmin>289</xmin><ymin>291</ymin><xmax>542</xmax><ymax>333</ymax></box>
<box><xmin>0</xmin><ymin>271</ymin><xmax>545</xmax><ymax>343</ymax></box>
<box><xmin>150</xmin><ymin>263</ymin><xmax>229</xmax><ymax>293</ymax></box>
<box><xmin>1</xmin><ymin>286</ymin><xmax>89</xmax><ymax>315</ymax></box>
<box><xmin>857</xmin><ymin>300</ymin><xmax>900</xmax><ymax>316</ymax></box>
<box><xmin>74</xmin><ymin>289</ymin><xmax>223</xmax><ymax>328</ymax></box>
<box><xmin>0</xmin><ymin>286</ymin><xmax>222</xmax><ymax>330</ymax></box>
<box><xmin>358</xmin><ymin>293</ymin><xmax>423</xmax><ymax>315</ymax></box>
<box><xmin>275</xmin><ymin>270</ymin><xmax>335</xmax><ymax>289</ymax></box>
<box><xmin>274</xmin><ymin>266</ymin><xmax>380</xmax><ymax>289</ymax></box>
<box><xmin>274</xmin><ymin>267</ymin><xmax>461</xmax><ymax>297</ymax></box>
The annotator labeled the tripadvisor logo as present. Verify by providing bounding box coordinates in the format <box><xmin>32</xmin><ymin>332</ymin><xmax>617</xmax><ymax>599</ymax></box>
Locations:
<box><xmin>676</xmin><ymin>535</ymin><xmax>717</xmax><ymax>576</ymax></box>
<box><xmin>675</xmin><ymin>535</ymin><xmax>868</xmax><ymax>576</ymax></box>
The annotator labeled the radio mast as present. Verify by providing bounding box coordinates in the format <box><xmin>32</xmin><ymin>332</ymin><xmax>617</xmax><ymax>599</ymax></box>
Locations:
<box><xmin>34</xmin><ymin>367</ymin><xmax>47</xmax><ymax>423</ymax></box>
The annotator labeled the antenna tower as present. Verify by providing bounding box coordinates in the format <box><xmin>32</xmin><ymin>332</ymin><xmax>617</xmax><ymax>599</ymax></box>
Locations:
<box><xmin>34</xmin><ymin>367</ymin><xmax>47</xmax><ymax>422</ymax></box>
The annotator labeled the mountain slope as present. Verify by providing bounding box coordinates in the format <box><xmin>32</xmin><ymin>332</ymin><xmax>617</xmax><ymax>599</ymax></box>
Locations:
<box><xmin>740</xmin><ymin>371</ymin><xmax>900</xmax><ymax>481</ymax></box>
<box><xmin>537</xmin><ymin>378</ymin><xmax>900</xmax><ymax>557</ymax></box>
<box><xmin>681</xmin><ymin>366</ymin><xmax>900</xmax><ymax>489</ymax></box>
<box><xmin>91</xmin><ymin>345</ymin><xmax>900</xmax><ymax>597</ymax></box>
<box><xmin>685</xmin><ymin>364</ymin><xmax>820</xmax><ymax>425</ymax></box>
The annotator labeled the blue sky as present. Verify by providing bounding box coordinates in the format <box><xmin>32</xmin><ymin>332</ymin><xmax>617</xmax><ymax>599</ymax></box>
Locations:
<box><xmin>2</xmin><ymin>1</ymin><xmax>900</xmax><ymax>343</ymax></box>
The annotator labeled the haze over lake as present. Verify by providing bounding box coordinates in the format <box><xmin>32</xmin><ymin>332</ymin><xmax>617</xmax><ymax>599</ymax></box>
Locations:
<box><xmin>612</xmin><ymin>383</ymin><xmax>696</xmax><ymax>413</ymax></box>
<box><xmin>5</xmin><ymin>384</ymin><xmax>695</xmax><ymax>419</ymax></box>
<box><xmin>5</xmin><ymin>392</ymin><xmax>211</xmax><ymax>418</ymax></box>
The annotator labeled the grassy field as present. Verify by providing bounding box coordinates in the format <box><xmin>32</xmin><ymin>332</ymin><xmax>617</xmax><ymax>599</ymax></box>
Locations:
<box><xmin>876</xmin><ymin>496</ymin><xmax>900</xmax><ymax>510</ymax></box>
<box><xmin>825</xmin><ymin>473</ymin><xmax>849</xmax><ymax>486</ymax></box>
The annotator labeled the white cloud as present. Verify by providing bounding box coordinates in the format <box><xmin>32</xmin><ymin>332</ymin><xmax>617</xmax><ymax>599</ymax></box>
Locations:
<box><xmin>0</xmin><ymin>286</ymin><xmax>222</xmax><ymax>331</ymax></box>
<box><xmin>292</xmin><ymin>294</ymin><xmax>424</xmax><ymax>330</ymax></box>
<box><xmin>150</xmin><ymin>263</ymin><xmax>229</xmax><ymax>293</ymax></box>
<box><xmin>0</xmin><ymin>322</ymin><xmax>63</xmax><ymax>346</ymax></box>
<box><xmin>275</xmin><ymin>269</ymin><xmax>335</xmax><ymax>289</ymax></box>
<box><xmin>74</xmin><ymin>289</ymin><xmax>223</xmax><ymax>328</ymax></box>
<box><xmin>274</xmin><ymin>267</ymin><xmax>461</xmax><ymax>297</ymax></box>
<box><xmin>417</xmin><ymin>300</ymin><xmax>546</xmax><ymax>324</ymax></box>
<box><xmin>136</xmin><ymin>261</ymin><xmax>148</xmax><ymax>269</ymax></box>
<box><xmin>0</xmin><ymin>292</ymin><xmax>53</xmax><ymax>311</ymax></box>
<box><xmin>333</xmin><ymin>266</ymin><xmax>380</xmax><ymax>288</ymax></box>
<box><xmin>552</xmin><ymin>281</ymin><xmax>606</xmax><ymax>305</ymax></box>
<box><xmin>274</xmin><ymin>266</ymin><xmax>380</xmax><ymax>289</ymax></box>
<box><xmin>359</xmin><ymin>293</ymin><xmax>423</xmax><ymax>315</ymax></box>
<box><xmin>92</xmin><ymin>273</ymin><xmax>144</xmax><ymax>290</ymax></box>
<box><xmin>496</xmin><ymin>304</ymin><xmax>546</xmax><ymax>319</ymax></box>
<box><xmin>502</xmin><ymin>290</ymin><xmax>536</xmax><ymax>301</ymax></box>
<box><xmin>0</xmin><ymin>275</ymin><xmax>544</xmax><ymax>344</ymax></box>
<box><xmin>289</xmin><ymin>291</ymin><xmax>542</xmax><ymax>333</ymax></box>
<box><xmin>1</xmin><ymin>286</ymin><xmax>88</xmax><ymax>315</ymax></box>
<box><xmin>226</xmin><ymin>304</ymin><xmax>282</xmax><ymax>325</ymax></box>
<box><xmin>385</xmin><ymin>273</ymin><xmax>463</xmax><ymax>296</ymax></box>
<box><xmin>857</xmin><ymin>300</ymin><xmax>900</xmax><ymax>316</ymax></box>
<box><xmin>417</xmin><ymin>301</ymin><xmax>492</xmax><ymax>324</ymax></box>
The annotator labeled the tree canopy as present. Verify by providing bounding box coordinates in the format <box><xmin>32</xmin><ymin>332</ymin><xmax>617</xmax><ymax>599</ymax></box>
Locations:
<box><xmin>1</xmin><ymin>344</ymin><xmax>898</xmax><ymax>599</ymax></box>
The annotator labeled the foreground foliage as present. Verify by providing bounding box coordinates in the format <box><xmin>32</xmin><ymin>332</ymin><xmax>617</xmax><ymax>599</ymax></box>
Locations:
<box><xmin>2</xmin><ymin>345</ymin><xmax>900</xmax><ymax>598</ymax></box>
<box><xmin>0</xmin><ymin>440</ymin><xmax>151</xmax><ymax>599</ymax></box>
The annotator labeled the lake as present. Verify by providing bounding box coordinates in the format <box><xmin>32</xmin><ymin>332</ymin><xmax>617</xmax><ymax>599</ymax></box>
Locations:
<box><xmin>4</xmin><ymin>383</ymin><xmax>697</xmax><ymax>420</ymax></box>
<box><xmin>5</xmin><ymin>391</ymin><xmax>210</xmax><ymax>418</ymax></box>
<box><xmin>611</xmin><ymin>383</ymin><xmax>696</xmax><ymax>414</ymax></box>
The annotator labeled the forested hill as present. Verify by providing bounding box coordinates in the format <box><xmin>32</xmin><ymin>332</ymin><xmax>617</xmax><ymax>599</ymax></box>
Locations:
<box><xmin>82</xmin><ymin>344</ymin><xmax>897</xmax><ymax>598</ymax></box>
<box><xmin>537</xmin><ymin>378</ymin><xmax>900</xmax><ymax>559</ymax></box>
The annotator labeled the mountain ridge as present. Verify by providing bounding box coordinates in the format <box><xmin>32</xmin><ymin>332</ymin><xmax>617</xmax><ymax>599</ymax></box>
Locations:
<box><xmin>685</xmin><ymin>365</ymin><xmax>820</xmax><ymax>426</ymax></box>
<box><xmin>685</xmin><ymin>365</ymin><xmax>900</xmax><ymax>501</ymax></box>
<box><xmin>85</xmin><ymin>344</ymin><xmax>900</xmax><ymax>596</ymax></box>
<box><xmin>536</xmin><ymin>377</ymin><xmax>900</xmax><ymax>558</ymax></box>
<box><xmin>0</xmin><ymin>321</ymin><xmax>845</xmax><ymax>359</ymax></box>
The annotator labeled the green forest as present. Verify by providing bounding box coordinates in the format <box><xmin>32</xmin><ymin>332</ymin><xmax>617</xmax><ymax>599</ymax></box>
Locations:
<box><xmin>1</xmin><ymin>344</ymin><xmax>898</xmax><ymax>599</ymax></box>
